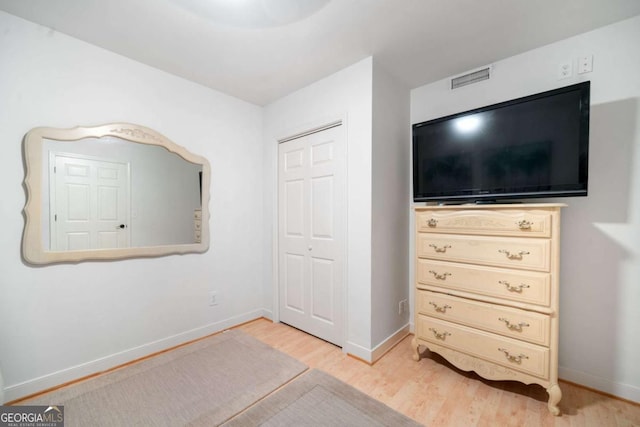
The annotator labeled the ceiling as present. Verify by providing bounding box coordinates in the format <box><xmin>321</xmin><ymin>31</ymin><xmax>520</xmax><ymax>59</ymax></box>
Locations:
<box><xmin>1</xmin><ymin>0</ymin><xmax>640</xmax><ymax>106</ymax></box>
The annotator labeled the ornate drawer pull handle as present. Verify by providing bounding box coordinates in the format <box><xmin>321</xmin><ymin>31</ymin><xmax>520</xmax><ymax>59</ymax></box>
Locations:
<box><xmin>517</xmin><ymin>220</ymin><xmax>532</xmax><ymax>230</ymax></box>
<box><xmin>498</xmin><ymin>249</ymin><xmax>530</xmax><ymax>260</ymax></box>
<box><xmin>498</xmin><ymin>280</ymin><xmax>530</xmax><ymax>292</ymax></box>
<box><xmin>498</xmin><ymin>348</ymin><xmax>529</xmax><ymax>364</ymax></box>
<box><xmin>428</xmin><ymin>328</ymin><xmax>451</xmax><ymax>340</ymax></box>
<box><xmin>429</xmin><ymin>244</ymin><xmax>451</xmax><ymax>253</ymax></box>
<box><xmin>429</xmin><ymin>302</ymin><xmax>452</xmax><ymax>312</ymax></box>
<box><xmin>427</xmin><ymin>218</ymin><xmax>438</xmax><ymax>227</ymax></box>
<box><xmin>428</xmin><ymin>270</ymin><xmax>451</xmax><ymax>280</ymax></box>
<box><xmin>499</xmin><ymin>317</ymin><xmax>530</xmax><ymax>331</ymax></box>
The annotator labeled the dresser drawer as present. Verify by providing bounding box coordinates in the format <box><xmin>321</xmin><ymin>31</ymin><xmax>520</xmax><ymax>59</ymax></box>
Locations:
<box><xmin>417</xmin><ymin>290</ymin><xmax>550</xmax><ymax>346</ymax></box>
<box><xmin>417</xmin><ymin>316</ymin><xmax>549</xmax><ymax>379</ymax></box>
<box><xmin>417</xmin><ymin>233</ymin><xmax>551</xmax><ymax>272</ymax></box>
<box><xmin>417</xmin><ymin>209</ymin><xmax>552</xmax><ymax>238</ymax></box>
<box><xmin>416</xmin><ymin>259</ymin><xmax>550</xmax><ymax>306</ymax></box>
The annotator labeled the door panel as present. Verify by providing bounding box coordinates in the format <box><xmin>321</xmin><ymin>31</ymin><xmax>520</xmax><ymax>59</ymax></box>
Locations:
<box><xmin>311</xmin><ymin>175</ymin><xmax>333</xmax><ymax>239</ymax></box>
<box><xmin>66</xmin><ymin>184</ymin><xmax>90</xmax><ymax>220</ymax></box>
<box><xmin>67</xmin><ymin>233</ymin><xmax>90</xmax><ymax>250</ymax></box>
<box><xmin>97</xmin><ymin>231</ymin><xmax>120</xmax><ymax>249</ymax></box>
<box><xmin>285</xmin><ymin>179</ymin><xmax>305</xmax><ymax>237</ymax></box>
<box><xmin>284</xmin><ymin>253</ymin><xmax>305</xmax><ymax>313</ymax></box>
<box><xmin>278</xmin><ymin>124</ymin><xmax>344</xmax><ymax>346</ymax></box>
<box><xmin>98</xmin><ymin>186</ymin><xmax>118</xmax><ymax>220</ymax></box>
<box><xmin>311</xmin><ymin>257</ymin><xmax>334</xmax><ymax>322</ymax></box>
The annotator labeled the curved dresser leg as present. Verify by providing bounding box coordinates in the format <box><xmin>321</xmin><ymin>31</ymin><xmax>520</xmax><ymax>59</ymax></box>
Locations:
<box><xmin>547</xmin><ymin>384</ymin><xmax>562</xmax><ymax>416</ymax></box>
<box><xmin>411</xmin><ymin>337</ymin><xmax>421</xmax><ymax>361</ymax></box>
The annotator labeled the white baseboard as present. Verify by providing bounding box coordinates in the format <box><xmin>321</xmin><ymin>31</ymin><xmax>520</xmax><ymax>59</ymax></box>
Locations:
<box><xmin>559</xmin><ymin>366</ymin><xmax>640</xmax><ymax>403</ymax></box>
<box><xmin>261</xmin><ymin>309</ymin><xmax>273</xmax><ymax>321</ymax></box>
<box><xmin>3</xmin><ymin>309</ymin><xmax>265</xmax><ymax>403</ymax></box>
<box><xmin>372</xmin><ymin>324</ymin><xmax>411</xmax><ymax>362</ymax></box>
<box><xmin>344</xmin><ymin>323</ymin><xmax>411</xmax><ymax>364</ymax></box>
<box><xmin>343</xmin><ymin>340</ymin><xmax>372</xmax><ymax>362</ymax></box>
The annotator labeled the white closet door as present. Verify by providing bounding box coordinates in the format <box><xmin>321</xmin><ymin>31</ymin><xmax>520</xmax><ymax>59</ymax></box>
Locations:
<box><xmin>278</xmin><ymin>124</ymin><xmax>345</xmax><ymax>346</ymax></box>
<box><xmin>51</xmin><ymin>153</ymin><xmax>130</xmax><ymax>250</ymax></box>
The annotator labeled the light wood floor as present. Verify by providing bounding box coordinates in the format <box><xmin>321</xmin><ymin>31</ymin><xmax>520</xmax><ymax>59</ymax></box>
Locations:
<box><xmin>237</xmin><ymin>318</ymin><xmax>640</xmax><ymax>427</ymax></box>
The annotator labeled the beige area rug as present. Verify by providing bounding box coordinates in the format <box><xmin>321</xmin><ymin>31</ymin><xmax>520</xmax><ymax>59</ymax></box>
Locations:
<box><xmin>27</xmin><ymin>330</ymin><xmax>307</xmax><ymax>426</ymax></box>
<box><xmin>223</xmin><ymin>369</ymin><xmax>424</xmax><ymax>427</ymax></box>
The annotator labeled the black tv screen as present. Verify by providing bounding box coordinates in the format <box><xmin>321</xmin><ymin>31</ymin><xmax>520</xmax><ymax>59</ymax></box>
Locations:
<box><xmin>412</xmin><ymin>82</ymin><xmax>590</xmax><ymax>203</ymax></box>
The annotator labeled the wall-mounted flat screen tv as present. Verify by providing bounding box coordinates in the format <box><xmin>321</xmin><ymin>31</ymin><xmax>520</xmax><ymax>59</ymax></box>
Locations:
<box><xmin>412</xmin><ymin>81</ymin><xmax>590</xmax><ymax>203</ymax></box>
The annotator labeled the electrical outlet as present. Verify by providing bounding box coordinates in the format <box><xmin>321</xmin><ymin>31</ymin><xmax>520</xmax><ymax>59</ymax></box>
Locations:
<box><xmin>398</xmin><ymin>299</ymin><xmax>408</xmax><ymax>315</ymax></box>
<box><xmin>557</xmin><ymin>61</ymin><xmax>573</xmax><ymax>80</ymax></box>
<box><xmin>578</xmin><ymin>55</ymin><xmax>593</xmax><ymax>74</ymax></box>
<box><xmin>209</xmin><ymin>291</ymin><xmax>218</xmax><ymax>306</ymax></box>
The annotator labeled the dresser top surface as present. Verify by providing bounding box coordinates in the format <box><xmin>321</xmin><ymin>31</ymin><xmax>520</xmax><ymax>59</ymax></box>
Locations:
<box><xmin>414</xmin><ymin>203</ymin><xmax>567</xmax><ymax>211</ymax></box>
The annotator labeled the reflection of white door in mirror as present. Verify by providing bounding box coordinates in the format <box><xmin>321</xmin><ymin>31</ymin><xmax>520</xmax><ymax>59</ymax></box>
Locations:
<box><xmin>49</xmin><ymin>152</ymin><xmax>130</xmax><ymax>251</ymax></box>
<box><xmin>22</xmin><ymin>123</ymin><xmax>210</xmax><ymax>264</ymax></box>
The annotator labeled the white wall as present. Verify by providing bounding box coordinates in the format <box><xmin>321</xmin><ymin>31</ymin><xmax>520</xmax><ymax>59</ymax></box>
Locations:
<box><xmin>410</xmin><ymin>15</ymin><xmax>640</xmax><ymax>402</ymax></box>
<box><xmin>371</xmin><ymin>60</ymin><xmax>411</xmax><ymax>347</ymax></box>
<box><xmin>0</xmin><ymin>11</ymin><xmax>264</xmax><ymax>402</ymax></box>
<box><xmin>263</xmin><ymin>57</ymin><xmax>375</xmax><ymax>357</ymax></box>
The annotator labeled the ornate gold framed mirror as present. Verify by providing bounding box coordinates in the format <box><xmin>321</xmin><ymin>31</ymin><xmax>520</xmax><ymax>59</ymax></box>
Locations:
<box><xmin>22</xmin><ymin>123</ymin><xmax>210</xmax><ymax>264</ymax></box>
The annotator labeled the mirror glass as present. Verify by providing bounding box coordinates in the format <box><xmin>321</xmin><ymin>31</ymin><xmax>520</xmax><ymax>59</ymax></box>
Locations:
<box><xmin>22</xmin><ymin>123</ymin><xmax>210</xmax><ymax>264</ymax></box>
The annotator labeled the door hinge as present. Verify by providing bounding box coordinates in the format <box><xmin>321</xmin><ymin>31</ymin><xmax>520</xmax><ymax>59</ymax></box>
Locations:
<box><xmin>54</xmin><ymin>214</ymin><xmax>57</xmax><ymax>221</ymax></box>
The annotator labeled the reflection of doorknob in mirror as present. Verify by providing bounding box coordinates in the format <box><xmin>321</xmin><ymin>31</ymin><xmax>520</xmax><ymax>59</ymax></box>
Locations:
<box><xmin>117</xmin><ymin>224</ymin><xmax>128</xmax><ymax>229</ymax></box>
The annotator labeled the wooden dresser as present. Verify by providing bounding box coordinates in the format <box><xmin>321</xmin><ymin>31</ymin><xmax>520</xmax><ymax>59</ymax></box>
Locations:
<box><xmin>412</xmin><ymin>203</ymin><xmax>564</xmax><ymax>415</ymax></box>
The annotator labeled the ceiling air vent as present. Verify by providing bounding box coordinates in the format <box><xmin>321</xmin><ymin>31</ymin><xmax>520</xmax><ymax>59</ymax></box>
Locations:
<box><xmin>450</xmin><ymin>66</ymin><xmax>491</xmax><ymax>89</ymax></box>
